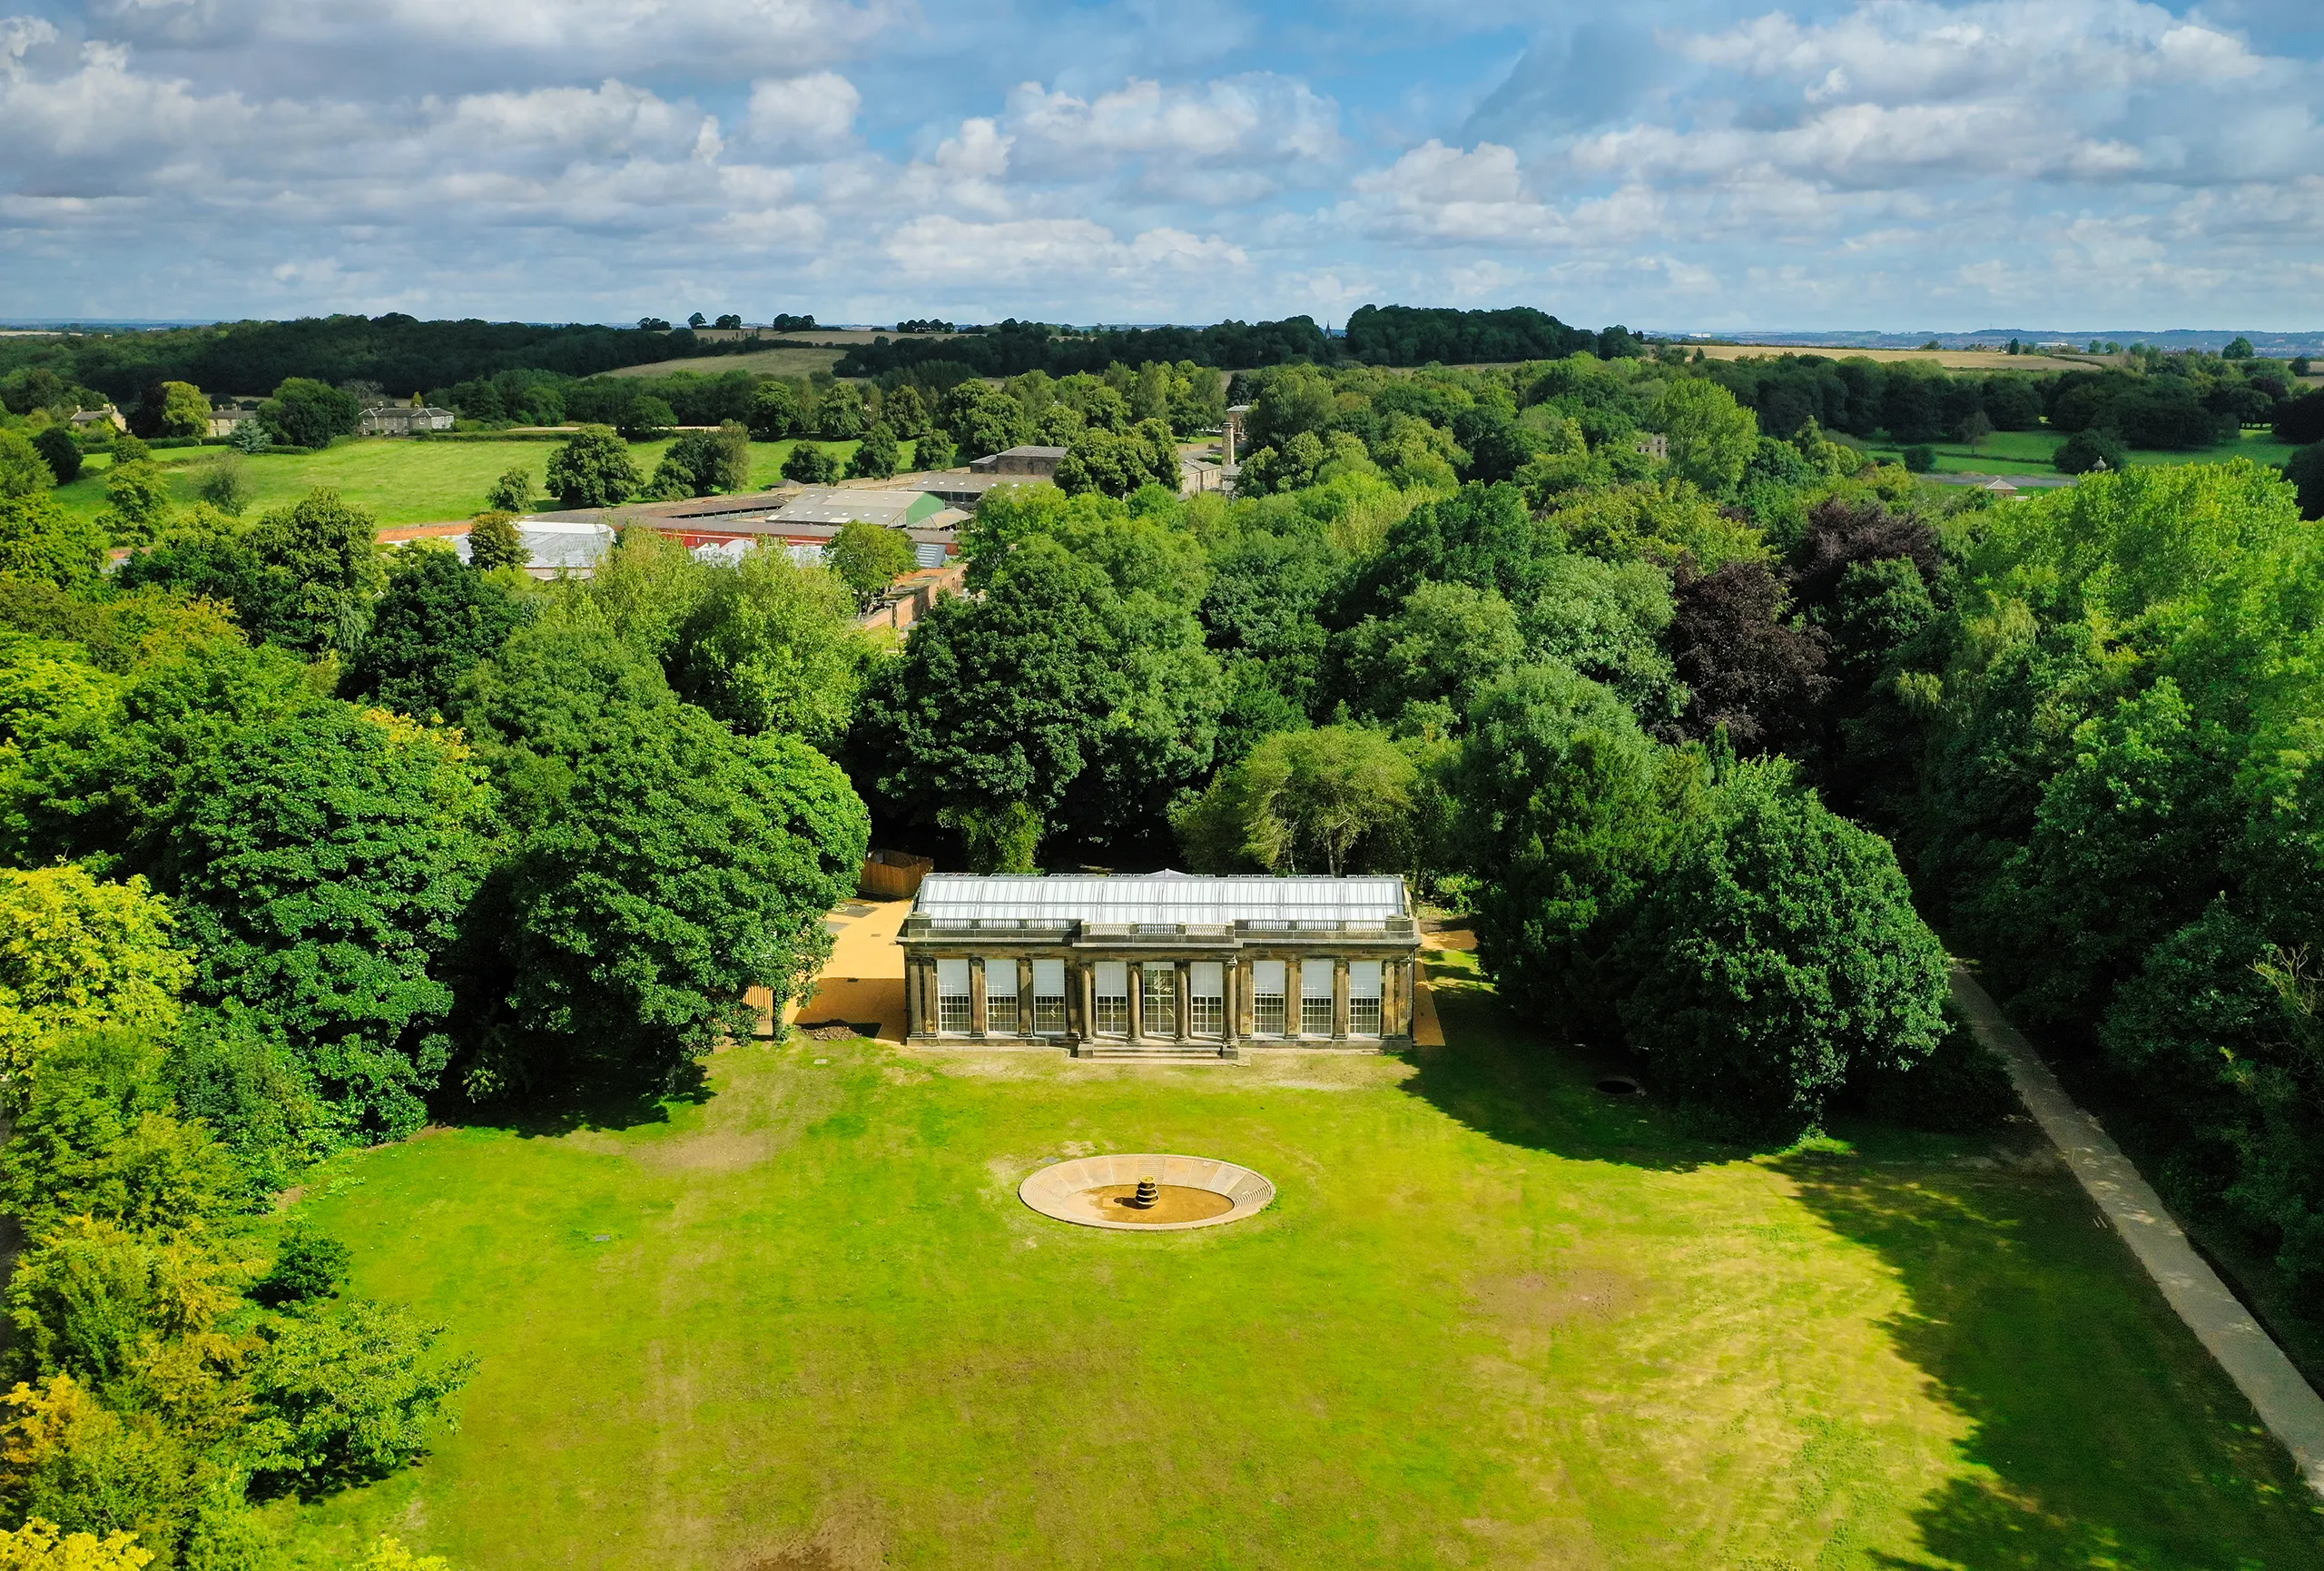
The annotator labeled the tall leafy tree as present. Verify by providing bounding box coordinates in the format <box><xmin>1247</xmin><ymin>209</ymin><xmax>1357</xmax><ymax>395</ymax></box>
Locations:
<box><xmin>169</xmin><ymin>705</ymin><xmax>496</xmax><ymax>1138</ymax></box>
<box><xmin>1452</xmin><ymin>663</ymin><xmax>1693</xmax><ymax>1036</ymax></box>
<box><xmin>341</xmin><ymin>544</ymin><xmax>532</xmax><ymax>720</ymax></box>
<box><xmin>544</xmin><ymin>426</ymin><xmax>641</xmax><ymax>509</ymax></box>
<box><xmin>235</xmin><ymin>489</ymin><xmax>387</xmax><ymax>656</ymax></box>
<box><xmin>506</xmin><ymin>706</ymin><xmax>867</xmax><ymax>1078</ymax></box>
<box><xmin>258</xmin><ymin>379</ymin><xmax>361</xmax><ymax>449</ymax></box>
<box><xmin>1620</xmin><ymin>760</ymin><xmax>1949</xmax><ymax>1136</ymax></box>
<box><xmin>670</xmin><ymin>549</ymin><xmax>878</xmax><ymax>747</ymax></box>
<box><xmin>856</xmin><ymin>538</ymin><xmax>1121</xmax><ymax>842</ymax></box>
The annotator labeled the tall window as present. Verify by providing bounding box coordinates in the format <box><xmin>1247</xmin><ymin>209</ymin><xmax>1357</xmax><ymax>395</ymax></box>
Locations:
<box><xmin>936</xmin><ymin>958</ymin><xmax>971</xmax><ymax>1035</ymax></box>
<box><xmin>1300</xmin><ymin>960</ymin><xmax>1335</xmax><ymax>1036</ymax></box>
<box><xmin>1189</xmin><ymin>961</ymin><xmax>1224</xmax><ymax>1037</ymax></box>
<box><xmin>1032</xmin><ymin>958</ymin><xmax>1067</xmax><ymax>1037</ymax></box>
<box><xmin>1251</xmin><ymin>960</ymin><xmax>1286</xmax><ymax>1037</ymax></box>
<box><xmin>1348</xmin><ymin>960</ymin><xmax>1383</xmax><ymax>1037</ymax></box>
<box><xmin>1141</xmin><ymin>966</ymin><xmax>1177</xmax><ymax>1037</ymax></box>
<box><xmin>1093</xmin><ymin>961</ymin><xmax>1128</xmax><ymax>1037</ymax></box>
<box><xmin>984</xmin><ymin>957</ymin><xmax>1019</xmax><ymax>1034</ymax></box>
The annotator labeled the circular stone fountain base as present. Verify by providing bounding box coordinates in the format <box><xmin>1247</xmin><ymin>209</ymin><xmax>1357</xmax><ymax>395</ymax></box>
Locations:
<box><xmin>1019</xmin><ymin>1154</ymin><xmax>1275</xmax><ymax>1231</ymax></box>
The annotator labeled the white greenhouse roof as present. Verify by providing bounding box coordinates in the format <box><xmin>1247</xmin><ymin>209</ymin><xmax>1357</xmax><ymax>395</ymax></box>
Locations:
<box><xmin>913</xmin><ymin>872</ymin><xmax>1408</xmax><ymax>926</ymax></box>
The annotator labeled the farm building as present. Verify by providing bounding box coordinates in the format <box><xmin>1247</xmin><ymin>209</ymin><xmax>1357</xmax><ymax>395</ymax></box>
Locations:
<box><xmin>899</xmin><ymin>873</ymin><xmax>1423</xmax><ymax>1059</ymax></box>
<box><xmin>771</xmin><ymin>487</ymin><xmax>950</xmax><ymax>529</ymax></box>
<box><xmin>359</xmin><ymin>403</ymin><xmax>457</xmax><ymax>435</ymax></box>
<box><xmin>969</xmin><ymin>445</ymin><xmax>1068</xmax><ymax>478</ymax></box>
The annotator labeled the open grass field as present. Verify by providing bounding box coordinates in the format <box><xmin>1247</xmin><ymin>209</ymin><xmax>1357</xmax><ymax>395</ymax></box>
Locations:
<box><xmin>47</xmin><ymin>436</ymin><xmax>898</xmax><ymax>529</ymax></box>
<box><xmin>605</xmin><ymin>345</ymin><xmax>849</xmax><ymax>380</ymax></box>
<box><xmin>1689</xmin><ymin>344</ymin><xmax>2112</xmax><ymax>372</ymax></box>
<box><xmin>269</xmin><ymin>947</ymin><xmax>2324</xmax><ymax>1570</ymax></box>
<box><xmin>1864</xmin><ymin>426</ymin><xmax>2299</xmax><ymax>478</ymax></box>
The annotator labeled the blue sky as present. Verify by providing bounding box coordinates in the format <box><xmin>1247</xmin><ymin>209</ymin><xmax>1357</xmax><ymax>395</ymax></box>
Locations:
<box><xmin>2</xmin><ymin>0</ymin><xmax>2320</xmax><ymax>330</ymax></box>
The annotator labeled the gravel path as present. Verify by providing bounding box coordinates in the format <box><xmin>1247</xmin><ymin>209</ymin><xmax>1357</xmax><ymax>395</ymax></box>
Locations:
<box><xmin>1951</xmin><ymin>964</ymin><xmax>2324</xmax><ymax>1497</ymax></box>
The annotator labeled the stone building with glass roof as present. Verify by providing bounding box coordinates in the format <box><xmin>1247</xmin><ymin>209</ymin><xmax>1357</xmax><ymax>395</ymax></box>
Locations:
<box><xmin>898</xmin><ymin>872</ymin><xmax>1423</xmax><ymax>1058</ymax></box>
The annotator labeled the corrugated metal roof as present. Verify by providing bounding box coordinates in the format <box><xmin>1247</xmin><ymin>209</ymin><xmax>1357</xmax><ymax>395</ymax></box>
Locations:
<box><xmin>914</xmin><ymin>872</ymin><xmax>1408</xmax><ymax>925</ymax></box>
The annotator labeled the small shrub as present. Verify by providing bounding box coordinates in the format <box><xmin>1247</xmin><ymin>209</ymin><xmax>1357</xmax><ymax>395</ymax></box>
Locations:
<box><xmin>1899</xmin><ymin>444</ymin><xmax>1935</xmax><ymax>473</ymax></box>
<box><xmin>252</xmin><ymin>1226</ymin><xmax>351</xmax><ymax>1307</ymax></box>
<box><xmin>485</xmin><ymin>466</ymin><xmax>533</xmax><ymax>512</ymax></box>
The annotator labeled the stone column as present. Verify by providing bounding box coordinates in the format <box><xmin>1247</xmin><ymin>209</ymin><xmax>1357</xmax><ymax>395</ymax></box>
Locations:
<box><xmin>1285</xmin><ymin>958</ymin><xmax>1304</xmax><ymax>1039</ymax></box>
<box><xmin>1222</xmin><ymin>962</ymin><xmax>1240</xmax><ymax>1047</ymax></box>
<box><xmin>1127</xmin><ymin>962</ymin><xmax>1145</xmax><ymax>1044</ymax></box>
<box><xmin>1077</xmin><ymin>961</ymin><xmax>1094</xmax><ymax>1041</ymax></box>
<box><xmin>1235</xmin><ymin>958</ymin><xmax>1254</xmax><ymax>1037</ymax></box>
<box><xmin>903</xmin><ymin>956</ymin><xmax>921</xmax><ymax>1037</ymax></box>
<box><xmin>970</xmin><ymin>956</ymin><xmax>988</xmax><ymax>1038</ymax></box>
<box><xmin>1333</xmin><ymin>957</ymin><xmax>1351</xmax><ymax>1042</ymax></box>
<box><xmin>1018</xmin><ymin>958</ymin><xmax>1036</xmax><ymax>1038</ymax></box>
<box><xmin>1175</xmin><ymin>961</ymin><xmax>1192</xmax><ymax>1043</ymax></box>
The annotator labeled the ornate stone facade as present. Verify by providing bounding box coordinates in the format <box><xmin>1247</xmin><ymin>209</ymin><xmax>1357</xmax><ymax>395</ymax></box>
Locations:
<box><xmin>899</xmin><ymin>873</ymin><xmax>1423</xmax><ymax>1059</ymax></box>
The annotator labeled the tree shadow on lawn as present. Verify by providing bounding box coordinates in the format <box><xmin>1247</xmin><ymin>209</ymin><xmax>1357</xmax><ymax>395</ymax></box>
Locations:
<box><xmin>451</xmin><ymin>1054</ymin><xmax>714</xmax><ymax>1141</ymax></box>
<box><xmin>1779</xmin><ymin>1151</ymin><xmax>2324</xmax><ymax>1570</ymax></box>
<box><xmin>1398</xmin><ymin>981</ymin><xmax>1738</xmax><ymax>1174</ymax></box>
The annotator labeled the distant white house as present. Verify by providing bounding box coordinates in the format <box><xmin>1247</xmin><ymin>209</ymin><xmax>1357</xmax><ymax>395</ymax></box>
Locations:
<box><xmin>207</xmin><ymin>399</ymin><xmax>265</xmax><ymax>439</ymax></box>
<box><xmin>70</xmin><ymin>405</ymin><xmax>127</xmax><ymax>434</ymax></box>
<box><xmin>359</xmin><ymin>403</ymin><xmax>456</xmax><ymax>436</ymax></box>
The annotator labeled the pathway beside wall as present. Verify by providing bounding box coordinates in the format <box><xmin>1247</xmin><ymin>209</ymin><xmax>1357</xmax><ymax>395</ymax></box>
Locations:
<box><xmin>1951</xmin><ymin>963</ymin><xmax>2324</xmax><ymax>1498</ymax></box>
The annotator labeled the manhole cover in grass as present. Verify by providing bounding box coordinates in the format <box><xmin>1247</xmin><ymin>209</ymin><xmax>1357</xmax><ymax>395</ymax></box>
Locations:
<box><xmin>1019</xmin><ymin>1155</ymin><xmax>1274</xmax><ymax>1232</ymax></box>
<box><xmin>1596</xmin><ymin>1076</ymin><xmax>1641</xmax><ymax>1097</ymax></box>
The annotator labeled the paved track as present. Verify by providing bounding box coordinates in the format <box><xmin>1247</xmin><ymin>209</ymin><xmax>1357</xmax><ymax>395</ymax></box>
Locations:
<box><xmin>1951</xmin><ymin>964</ymin><xmax>2324</xmax><ymax>1498</ymax></box>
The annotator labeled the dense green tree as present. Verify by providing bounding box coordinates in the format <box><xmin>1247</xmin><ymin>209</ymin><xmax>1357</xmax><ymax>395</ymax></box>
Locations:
<box><xmin>937</xmin><ymin>381</ymin><xmax>1029</xmax><ymax>459</ymax></box>
<box><xmin>190</xmin><ymin>452</ymin><xmax>251</xmax><ymax>518</ymax></box>
<box><xmin>153</xmin><ymin>383</ymin><xmax>211</xmax><ymax>440</ymax></box>
<box><xmin>98</xmin><ymin>464</ymin><xmax>172</xmax><ymax>547</ymax></box>
<box><xmin>2</xmin><ymin>627</ymin><xmax>324</xmax><ymax>874</ymax></box>
<box><xmin>1658</xmin><ymin>379</ymin><xmax>1760</xmax><ymax>494</ymax></box>
<box><xmin>257</xmin><ymin>380</ymin><xmax>360</xmax><ymax>449</ymax></box>
<box><xmin>341</xmin><ymin>544</ymin><xmax>532</xmax><ymax>720</ymax></box>
<box><xmin>847</xmin><ymin>421</ymin><xmax>900</xmax><ymax>480</ymax></box>
<box><xmin>816</xmin><ymin>383</ymin><xmax>867</xmax><ymax>440</ymax></box>
<box><xmin>1453</xmin><ymin>662</ymin><xmax>1690</xmax><ymax>1035</ymax></box>
<box><xmin>0</xmin><ymin>495</ymin><xmax>107</xmax><ymax>588</ymax></box>
<box><xmin>780</xmin><ymin>443</ymin><xmax>842</xmax><ymax>486</ymax></box>
<box><xmin>450</xmin><ymin>602</ymin><xmax>677</xmax><ymax>833</ymax></box>
<box><xmin>484</xmin><ymin>467</ymin><xmax>533</xmax><ymax>513</ymax></box>
<box><xmin>235</xmin><ymin>489</ymin><xmax>386</xmax><ymax>656</ymax></box>
<box><xmin>2053</xmin><ymin>427</ymin><xmax>2129</xmax><ymax>475</ymax></box>
<box><xmin>856</xmin><ymin>538</ymin><xmax>1121</xmax><ymax>843</ymax></box>
<box><xmin>1054</xmin><ymin>420</ymin><xmax>1178</xmax><ymax>498</ymax></box>
<box><xmin>1174</xmin><ymin>724</ymin><xmax>1417</xmax><ymax>874</ymax></box>
<box><xmin>670</xmin><ymin>548</ymin><xmax>877</xmax><ymax>747</ymax></box>
<box><xmin>29</xmin><ymin>428</ymin><xmax>80</xmax><ymax>487</ymax></box>
<box><xmin>823</xmin><ymin>519</ymin><xmax>917</xmax><ymax>607</ymax></box>
<box><xmin>747</xmin><ymin>381</ymin><xmax>800</xmax><ymax>440</ymax></box>
<box><xmin>506</xmin><ymin>706</ymin><xmax>867</xmax><ymax>1076</ymax></box>
<box><xmin>2281</xmin><ymin>442</ymin><xmax>2324</xmax><ymax>520</ymax></box>
<box><xmin>0</xmin><ymin>870</ymin><xmax>192</xmax><ymax>1092</ymax></box>
<box><xmin>1620</xmin><ymin>761</ymin><xmax>1949</xmax><ymax>1135</ymax></box>
<box><xmin>0</xmin><ymin>1030</ymin><xmax>239</xmax><ymax>1239</ymax></box>
<box><xmin>615</xmin><ymin>396</ymin><xmax>675</xmax><ymax>441</ymax></box>
<box><xmin>245</xmin><ymin>1299</ymin><xmax>475</xmax><ymax>1496</ymax></box>
<box><xmin>1334</xmin><ymin>580</ymin><xmax>1524</xmax><ymax>731</ymax></box>
<box><xmin>545</xmin><ymin>426</ymin><xmax>641</xmax><ymax>509</ymax></box>
<box><xmin>170</xmin><ymin>705</ymin><xmax>496</xmax><ymax>1138</ymax></box>
<box><xmin>0</xmin><ymin>431</ymin><xmax>55</xmax><ymax>498</ymax></box>
<box><xmin>466</xmin><ymin>511</ymin><xmax>527</xmax><ymax>571</ymax></box>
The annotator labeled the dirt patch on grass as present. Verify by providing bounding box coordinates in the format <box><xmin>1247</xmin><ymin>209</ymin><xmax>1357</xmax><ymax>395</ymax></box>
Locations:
<box><xmin>1469</xmin><ymin>1266</ymin><xmax>1644</xmax><ymax>1333</ymax></box>
<box><xmin>738</xmin><ymin>1506</ymin><xmax>887</xmax><ymax>1571</ymax></box>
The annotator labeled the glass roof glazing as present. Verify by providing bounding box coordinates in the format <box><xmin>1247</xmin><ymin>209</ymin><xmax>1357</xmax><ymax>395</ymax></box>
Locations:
<box><xmin>913</xmin><ymin>873</ymin><xmax>1408</xmax><ymax>925</ymax></box>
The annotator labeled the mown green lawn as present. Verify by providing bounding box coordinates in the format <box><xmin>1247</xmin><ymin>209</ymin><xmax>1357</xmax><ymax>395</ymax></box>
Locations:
<box><xmin>1868</xmin><ymin>426</ymin><xmax>2298</xmax><ymax>478</ymax></box>
<box><xmin>48</xmin><ymin>436</ymin><xmax>907</xmax><ymax>530</ymax></box>
<box><xmin>271</xmin><ymin>958</ymin><xmax>2324</xmax><ymax>1570</ymax></box>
